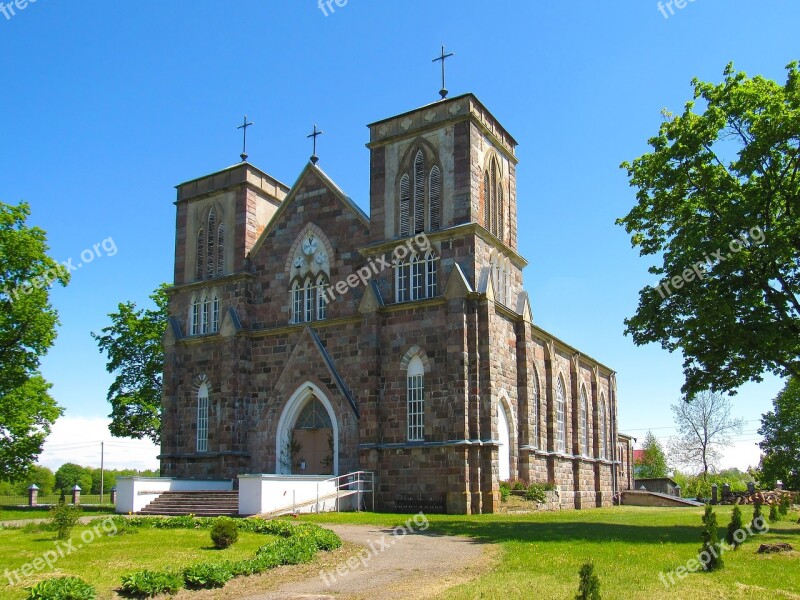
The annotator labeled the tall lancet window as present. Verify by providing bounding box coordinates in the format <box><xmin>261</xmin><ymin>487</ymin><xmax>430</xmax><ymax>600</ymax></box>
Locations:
<box><xmin>428</xmin><ymin>166</ymin><xmax>441</xmax><ymax>231</ymax></box>
<box><xmin>196</xmin><ymin>383</ymin><xmax>209</xmax><ymax>453</ymax></box>
<box><xmin>206</xmin><ymin>209</ymin><xmax>216</xmax><ymax>280</ymax></box>
<box><xmin>484</xmin><ymin>157</ymin><xmax>505</xmax><ymax>240</ymax></box>
<box><xmin>600</xmin><ymin>397</ymin><xmax>608</xmax><ymax>459</ymax></box>
<box><xmin>556</xmin><ymin>376</ymin><xmax>566</xmax><ymax>453</ymax></box>
<box><xmin>216</xmin><ymin>224</ymin><xmax>225</xmax><ymax>277</ymax></box>
<box><xmin>580</xmin><ymin>387</ymin><xmax>589</xmax><ymax>456</ymax></box>
<box><xmin>407</xmin><ymin>356</ymin><xmax>425</xmax><ymax>441</ymax></box>
<box><xmin>196</xmin><ymin>229</ymin><xmax>205</xmax><ymax>282</ymax></box>
<box><xmin>413</xmin><ymin>150</ymin><xmax>425</xmax><ymax>234</ymax></box>
<box><xmin>399</xmin><ymin>174</ymin><xmax>411</xmax><ymax>237</ymax></box>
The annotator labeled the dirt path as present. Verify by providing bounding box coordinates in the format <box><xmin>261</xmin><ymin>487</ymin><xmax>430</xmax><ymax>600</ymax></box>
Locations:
<box><xmin>240</xmin><ymin>524</ymin><xmax>490</xmax><ymax>600</ymax></box>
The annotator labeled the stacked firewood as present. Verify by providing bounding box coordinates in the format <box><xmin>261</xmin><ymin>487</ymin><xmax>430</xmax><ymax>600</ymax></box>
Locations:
<box><xmin>720</xmin><ymin>489</ymin><xmax>798</xmax><ymax>506</ymax></box>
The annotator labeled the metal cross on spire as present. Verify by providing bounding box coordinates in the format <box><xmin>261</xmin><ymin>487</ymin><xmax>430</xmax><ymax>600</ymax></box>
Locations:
<box><xmin>307</xmin><ymin>124</ymin><xmax>324</xmax><ymax>165</ymax></box>
<box><xmin>432</xmin><ymin>45</ymin><xmax>455</xmax><ymax>100</ymax></box>
<box><xmin>237</xmin><ymin>115</ymin><xmax>254</xmax><ymax>162</ymax></box>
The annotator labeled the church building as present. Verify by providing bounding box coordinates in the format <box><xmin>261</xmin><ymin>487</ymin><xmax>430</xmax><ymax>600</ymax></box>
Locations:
<box><xmin>159</xmin><ymin>92</ymin><xmax>635</xmax><ymax>514</ymax></box>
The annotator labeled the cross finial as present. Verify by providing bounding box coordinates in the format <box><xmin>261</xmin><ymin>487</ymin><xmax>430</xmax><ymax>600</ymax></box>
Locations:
<box><xmin>307</xmin><ymin>124</ymin><xmax>324</xmax><ymax>165</ymax></box>
<box><xmin>432</xmin><ymin>45</ymin><xmax>455</xmax><ymax>100</ymax></box>
<box><xmin>237</xmin><ymin>115</ymin><xmax>254</xmax><ymax>162</ymax></box>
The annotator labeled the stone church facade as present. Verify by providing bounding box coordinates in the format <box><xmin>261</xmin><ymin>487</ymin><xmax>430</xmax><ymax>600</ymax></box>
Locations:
<box><xmin>159</xmin><ymin>94</ymin><xmax>635</xmax><ymax>514</ymax></box>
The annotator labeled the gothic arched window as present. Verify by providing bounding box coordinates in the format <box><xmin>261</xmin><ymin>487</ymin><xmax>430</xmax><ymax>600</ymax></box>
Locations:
<box><xmin>206</xmin><ymin>209</ymin><xmax>216</xmax><ymax>280</ymax></box>
<box><xmin>190</xmin><ymin>296</ymin><xmax>200</xmax><ymax>336</ymax></box>
<box><xmin>216</xmin><ymin>224</ymin><xmax>225</xmax><ymax>277</ymax></box>
<box><xmin>556</xmin><ymin>376</ymin><xmax>567</xmax><ymax>453</ymax></box>
<box><xmin>413</xmin><ymin>150</ymin><xmax>425</xmax><ymax>235</ymax></box>
<box><xmin>400</xmin><ymin>174</ymin><xmax>411</xmax><ymax>238</ymax></box>
<box><xmin>429</xmin><ymin>166</ymin><xmax>441</xmax><ymax>231</ymax></box>
<box><xmin>395</xmin><ymin>259</ymin><xmax>410</xmax><ymax>303</ymax></box>
<box><xmin>196</xmin><ymin>229</ymin><xmax>205</xmax><ymax>282</ymax></box>
<box><xmin>532</xmin><ymin>370</ymin><xmax>540</xmax><ymax>449</ymax></box>
<box><xmin>580</xmin><ymin>386</ymin><xmax>589</xmax><ymax>456</ymax></box>
<box><xmin>411</xmin><ymin>253</ymin><xmax>425</xmax><ymax>300</ymax></box>
<box><xmin>197</xmin><ymin>383</ymin><xmax>209</xmax><ymax>453</ymax></box>
<box><xmin>600</xmin><ymin>396</ymin><xmax>608</xmax><ymax>459</ymax></box>
<box><xmin>425</xmin><ymin>251</ymin><xmax>437</xmax><ymax>298</ymax></box>
<box><xmin>316</xmin><ymin>275</ymin><xmax>328</xmax><ymax>321</ymax></box>
<box><xmin>484</xmin><ymin>157</ymin><xmax>505</xmax><ymax>240</ymax></box>
<box><xmin>211</xmin><ymin>295</ymin><xmax>220</xmax><ymax>333</ymax></box>
<box><xmin>291</xmin><ymin>281</ymin><xmax>303</xmax><ymax>324</ymax></box>
<box><xmin>407</xmin><ymin>356</ymin><xmax>425</xmax><ymax>441</ymax></box>
<box><xmin>304</xmin><ymin>278</ymin><xmax>314</xmax><ymax>323</ymax></box>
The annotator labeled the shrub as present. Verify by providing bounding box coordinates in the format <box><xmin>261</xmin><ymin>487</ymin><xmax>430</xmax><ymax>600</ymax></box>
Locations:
<box><xmin>769</xmin><ymin>503</ymin><xmax>779</xmax><ymax>523</ymax></box>
<box><xmin>779</xmin><ymin>494</ymin><xmax>790</xmax><ymax>516</ymax></box>
<box><xmin>120</xmin><ymin>570</ymin><xmax>182</xmax><ymax>598</ymax></box>
<box><xmin>499</xmin><ymin>481</ymin><xmax>511</xmax><ymax>502</ymax></box>
<box><xmin>726</xmin><ymin>505</ymin><xmax>744</xmax><ymax>550</ymax></box>
<box><xmin>183</xmin><ymin>563</ymin><xmax>233</xmax><ymax>589</ymax></box>
<box><xmin>27</xmin><ymin>577</ymin><xmax>96</xmax><ymax>600</ymax></box>
<box><xmin>511</xmin><ymin>479</ymin><xmax>528</xmax><ymax>491</ymax></box>
<box><xmin>699</xmin><ymin>506</ymin><xmax>723</xmax><ymax>571</ymax></box>
<box><xmin>49</xmin><ymin>502</ymin><xmax>81</xmax><ymax>541</ymax></box>
<box><xmin>525</xmin><ymin>483</ymin><xmax>548</xmax><ymax>503</ymax></box>
<box><xmin>752</xmin><ymin>500</ymin><xmax>765</xmax><ymax>532</ymax></box>
<box><xmin>210</xmin><ymin>517</ymin><xmax>239</xmax><ymax>549</ymax></box>
<box><xmin>575</xmin><ymin>562</ymin><xmax>601</xmax><ymax>600</ymax></box>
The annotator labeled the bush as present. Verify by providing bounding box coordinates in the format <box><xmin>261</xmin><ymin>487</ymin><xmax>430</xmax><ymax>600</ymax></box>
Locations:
<box><xmin>210</xmin><ymin>517</ymin><xmax>239</xmax><ymax>549</ymax></box>
<box><xmin>699</xmin><ymin>506</ymin><xmax>723</xmax><ymax>571</ymax></box>
<box><xmin>511</xmin><ymin>479</ymin><xmax>528</xmax><ymax>491</ymax></box>
<box><xmin>779</xmin><ymin>494</ymin><xmax>791</xmax><ymax>516</ymax></box>
<box><xmin>726</xmin><ymin>505</ymin><xmax>744</xmax><ymax>550</ymax></box>
<box><xmin>769</xmin><ymin>503</ymin><xmax>779</xmax><ymax>522</ymax></box>
<box><xmin>499</xmin><ymin>481</ymin><xmax>511</xmax><ymax>503</ymax></box>
<box><xmin>27</xmin><ymin>577</ymin><xmax>96</xmax><ymax>600</ymax></box>
<box><xmin>183</xmin><ymin>563</ymin><xmax>233</xmax><ymax>589</ymax></box>
<box><xmin>525</xmin><ymin>483</ymin><xmax>548</xmax><ymax>503</ymax></box>
<box><xmin>575</xmin><ymin>562</ymin><xmax>601</xmax><ymax>600</ymax></box>
<box><xmin>120</xmin><ymin>570</ymin><xmax>182</xmax><ymax>597</ymax></box>
<box><xmin>752</xmin><ymin>501</ymin><xmax>766</xmax><ymax>532</ymax></box>
<box><xmin>49</xmin><ymin>501</ymin><xmax>81</xmax><ymax>541</ymax></box>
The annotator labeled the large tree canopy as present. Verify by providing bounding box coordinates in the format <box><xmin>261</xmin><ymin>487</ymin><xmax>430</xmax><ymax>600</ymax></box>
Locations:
<box><xmin>92</xmin><ymin>285</ymin><xmax>169</xmax><ymax>445</ymax></box>
<box><xmin>0</xmin><ymin>201</ymin><xmax>67</xmax><ymax>480</ymax></box>
<box><xmin>617</xmin><ymin>62</ymin><xmax>800</xmax><ymax>396</ymax></box>
<box><xmin>758</xmin><ymin>377</ymin><xmax>800</xmax><ymax>490</ymax></box>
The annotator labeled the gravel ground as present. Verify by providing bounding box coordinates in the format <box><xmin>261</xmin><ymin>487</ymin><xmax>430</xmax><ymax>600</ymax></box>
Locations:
<box><xmin>242</xmin><ymin>524</ymin><xmax>488</xmax><ymax>600</ymax></box>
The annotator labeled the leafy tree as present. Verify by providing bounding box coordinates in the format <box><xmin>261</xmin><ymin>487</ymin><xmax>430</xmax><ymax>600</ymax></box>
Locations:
<box><xmin>670</xmin><ymin>391</ymin><xmax>745</xmax><ymax>477</ymax></box>
<box><xmin>54</xmin><ymin>463</ymin><xmax>93</xmax><ymax>495</ymax></box>
<box><xmin>635</xmin><ymin>431</ymin><xmax>669</xmax><ymax>478</ymax></box>
<box><xmin>758</xmin><ymin>377</ymin><xmax>800</xmax><ymax>490</ymax></box>
<box><xmin>0</xmin><ymin>201</ymin><xmax>68</xmax><ymax>480</ymax></box>
<box><xmin>92</xmin><ymin>285</ymin><xmax>169</xmax><ymax>444</ymax></box>
<box><xmin>617</xmin><ymin>62</ymin><xmax>800</xmax><ymax>397</ymax></box>
<box><xmin>699</xmin><ymin>506</ymin><xmax>724</xmax><ymax>571</ymax></box>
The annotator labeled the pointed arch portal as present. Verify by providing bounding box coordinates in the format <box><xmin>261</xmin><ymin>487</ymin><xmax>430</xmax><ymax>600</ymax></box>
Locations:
<box><xmin>276</xmin><ymin>383</ymin><xmax>339</xmax><ymax>476</ymax></box>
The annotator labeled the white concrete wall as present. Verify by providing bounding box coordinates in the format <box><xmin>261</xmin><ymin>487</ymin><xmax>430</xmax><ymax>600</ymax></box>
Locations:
<box><xmin>238</xmin><ymin>475</ymin><xmax>340</xmax><ymax>516</ymax></box>
<box><xmin>115</xmin><ymin>478</ymin><xmax>233</xmax><ymax>514</ymax></box>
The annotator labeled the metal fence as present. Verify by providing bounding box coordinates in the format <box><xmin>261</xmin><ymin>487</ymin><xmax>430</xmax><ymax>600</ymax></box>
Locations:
<box><xmin>0</xmin><ymin>494</ymin><xmax>114</xmax><ymax>506</ymax></box>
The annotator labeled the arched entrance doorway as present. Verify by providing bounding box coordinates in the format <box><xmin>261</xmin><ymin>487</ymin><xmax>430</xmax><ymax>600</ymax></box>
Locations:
<box><xmin>498</xmin><ymin>401</ymin><xmax>511</xmax><ymax>482</ymax></box>
<box><xmin>276</xmin><ymin>383</ymin><xmax>338</xmax><ymax>476</ymax></box>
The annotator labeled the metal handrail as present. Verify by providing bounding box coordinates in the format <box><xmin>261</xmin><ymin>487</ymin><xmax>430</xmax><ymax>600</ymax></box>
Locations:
<box><xmin>316</xmin><ymin>471</ymin><xmax>375</xmax><ymax>513</ymax></box>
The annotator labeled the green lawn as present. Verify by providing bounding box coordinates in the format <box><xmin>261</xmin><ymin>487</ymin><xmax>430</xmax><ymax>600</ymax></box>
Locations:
<box><xmin>0</xmin><ymin>520</ymin><xmax>275</xmax><ymax>599</ymax></box>
<box><xmin>299</xmin><ymin>506</ymin><xmax>800</xmax><ymax>599</ymax></box>
<box><xmin>0</xmin><ymin>505</ymin><xmax>114</xmax><ymax>523</ymax></box>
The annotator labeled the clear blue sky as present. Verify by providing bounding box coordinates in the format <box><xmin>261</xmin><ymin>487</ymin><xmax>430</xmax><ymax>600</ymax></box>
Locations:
<box><xmin>1</xmin><ymin>1</ymin><xmax>797</xmax><ymax>470</ymax></box>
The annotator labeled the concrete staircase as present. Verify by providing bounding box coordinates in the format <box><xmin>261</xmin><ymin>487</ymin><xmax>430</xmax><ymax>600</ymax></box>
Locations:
<box><xmin>138</xmin><ymin>490</ymin><xmax>239</xmax><ymax>517</ymax></box>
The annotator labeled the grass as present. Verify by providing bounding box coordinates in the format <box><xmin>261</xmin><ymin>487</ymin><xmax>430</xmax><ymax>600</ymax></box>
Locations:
<box><xmin>0</xmin><ymin>520</ymin><xmax>276</xmax><ymax>599</ymax></box>
<box><xmin>0</xmin><ymin>505</ymin><xmax>115</xmax><ymax>522</ymax></box>
<box><xmin>298</xmin><ymin>506</ymin><xmax>800</xmax><ymax>600</ymax></box>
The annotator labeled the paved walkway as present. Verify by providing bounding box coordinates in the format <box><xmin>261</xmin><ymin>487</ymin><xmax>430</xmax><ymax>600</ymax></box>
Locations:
<box><xmin>243</xmin><ymin>524</ymin><xmax>487</xmax><ymax>600</ymax></box>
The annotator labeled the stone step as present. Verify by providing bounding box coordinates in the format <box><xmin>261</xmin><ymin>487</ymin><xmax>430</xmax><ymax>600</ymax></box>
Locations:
<box><xmin>138</xmin><ymin>490</ymin><xmax>240</xmax><ymax>517</ymax></box>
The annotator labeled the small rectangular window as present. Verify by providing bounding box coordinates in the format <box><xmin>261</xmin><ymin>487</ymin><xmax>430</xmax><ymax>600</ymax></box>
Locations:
<box><xmin>197</xmin><ymin>393</ymin><xmax>209</xmax><ymax>453</ymax></box>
